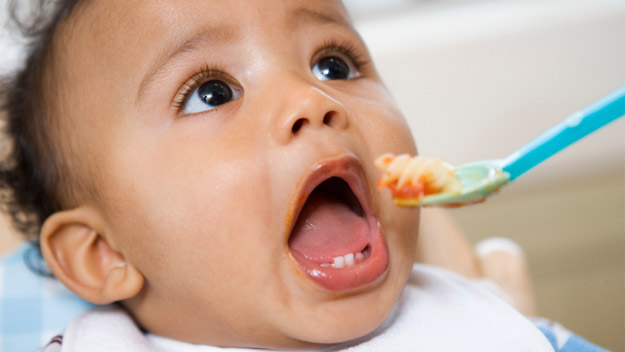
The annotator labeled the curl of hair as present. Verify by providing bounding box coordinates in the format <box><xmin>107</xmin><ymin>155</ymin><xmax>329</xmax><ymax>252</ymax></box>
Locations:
<box><xmin>0</xmin><ymin>0</ymin><xmax>81</xmax><ymax>263</ymax></box>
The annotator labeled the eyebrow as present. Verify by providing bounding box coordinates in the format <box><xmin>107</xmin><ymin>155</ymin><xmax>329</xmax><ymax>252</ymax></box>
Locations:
<box><xmin>137</xmin><ymin>26</ymin><xmax>237</xmax><ymax>104</ymax></box>
<box><xmin>289</xmin><ymin>7</ymin><xmax>354</xmax><ymax>31</ymax></box>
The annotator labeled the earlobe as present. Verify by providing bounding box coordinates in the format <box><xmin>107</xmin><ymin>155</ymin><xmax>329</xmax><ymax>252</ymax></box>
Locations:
<box><xmin>40</xmin><ymin>207</ymin><xmax>144</xmax><ymax>304</ymax></box>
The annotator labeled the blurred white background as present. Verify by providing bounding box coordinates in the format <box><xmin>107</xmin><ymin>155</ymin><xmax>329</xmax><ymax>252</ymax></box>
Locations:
<box><xmin>1</xmin><ymin>0</ymin><xmax>624</xmax><ymax>350</ymax></box>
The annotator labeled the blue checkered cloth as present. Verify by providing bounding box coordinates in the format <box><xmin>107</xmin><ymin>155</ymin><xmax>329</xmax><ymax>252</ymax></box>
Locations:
<box><xmin>0</xmin><ymin>243</ymin><xmax>93</xmax><ymax>352</ymax></box>
<box><xmin>532</xmin><ymin>317</ymin><xmax>612</xmax><ymax>352</ymax></box>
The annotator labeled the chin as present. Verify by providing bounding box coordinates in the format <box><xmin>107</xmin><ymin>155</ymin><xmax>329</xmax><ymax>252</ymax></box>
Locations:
<box><xmin>295</xmin><ymin>305</ymin><xmax>391</xmax><ymax>347</ymax></box>
<box><xmin>280</xmin><ymin>272</ymin><xmax>404</xmax><ymax>347</ymax></box>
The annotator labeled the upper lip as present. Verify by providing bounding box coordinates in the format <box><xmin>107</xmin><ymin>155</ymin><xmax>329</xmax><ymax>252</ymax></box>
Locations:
<box><xmin>286</xmin><ymin>155</ymin><xmax>376</xmax><ymax>242</ymax></box>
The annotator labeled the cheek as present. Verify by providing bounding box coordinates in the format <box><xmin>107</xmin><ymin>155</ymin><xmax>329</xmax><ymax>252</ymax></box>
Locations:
<box><xmin>349</xmin><ymin>92</ymin><xmax>417</xmax><ymax>157</ymax></box>
<box><xmin>99</xmin><ymin>130</ymin><xmax>282</xmax><ymax>299</ymax></box>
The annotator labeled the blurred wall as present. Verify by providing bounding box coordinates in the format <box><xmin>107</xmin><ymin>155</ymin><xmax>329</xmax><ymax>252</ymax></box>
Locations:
<box><xmin>347</xmin><ymin>0</ymin><xmax>624</xmax><ymax>350</ymax></box>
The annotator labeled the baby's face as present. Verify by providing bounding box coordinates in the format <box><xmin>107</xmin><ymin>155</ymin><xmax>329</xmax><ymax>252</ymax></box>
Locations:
<box><xmin>57</xmin><ymin>0</ymin><xmax>418</xmax><ymax>348</ymax></box>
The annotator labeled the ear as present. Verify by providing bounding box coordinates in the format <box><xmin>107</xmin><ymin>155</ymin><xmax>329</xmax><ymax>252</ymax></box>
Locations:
<box><xmin>40</xmin><ymin>207</ymin><xmax>144</xmax><ymax>304</ymax></box>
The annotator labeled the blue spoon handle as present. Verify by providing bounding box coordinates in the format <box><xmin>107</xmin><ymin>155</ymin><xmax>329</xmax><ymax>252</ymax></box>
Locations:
<box><xmin>501</xmin><ymin>86</ymin><xmax>625</xmax><ymax>181</ymax></box>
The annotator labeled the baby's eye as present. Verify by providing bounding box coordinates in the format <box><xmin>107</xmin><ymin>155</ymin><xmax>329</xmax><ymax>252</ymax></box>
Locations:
<box><xmin>182</xmin><ymin>79</ymin><xmax>241</xmax><ymax>114</ymax></box>
<box><xmin>312</xmin><ymin>55</ymin><xmax>360</xmax><ymax>81</ymax></box>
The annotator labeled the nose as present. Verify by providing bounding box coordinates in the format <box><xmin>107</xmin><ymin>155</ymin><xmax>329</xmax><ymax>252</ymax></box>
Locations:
<box><xmin>272</xmin><ymin>81</ymin><xmax>349</xmax><ymax>145</ymax></box>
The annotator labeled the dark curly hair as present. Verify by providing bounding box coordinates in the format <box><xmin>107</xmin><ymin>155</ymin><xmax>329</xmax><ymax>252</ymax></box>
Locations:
<box><xmin>0</xmin><ymin>0</ymin><xmax>83</xmax><ymax>252</ymax></box>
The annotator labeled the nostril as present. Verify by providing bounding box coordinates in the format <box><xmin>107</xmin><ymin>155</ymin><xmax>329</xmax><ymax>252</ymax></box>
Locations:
<box><xmin>292</xmin><ymin>118</ymin><xmax>308</xmax><ymax>134</ymax></box>
<box><xmin>323</xmin><ymin>111</ymin><xmax>336</xmax><ymax>126</ymax></box>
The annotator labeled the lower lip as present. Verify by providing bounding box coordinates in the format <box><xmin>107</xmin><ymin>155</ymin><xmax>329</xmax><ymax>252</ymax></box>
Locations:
<box><xmin>288</xmin><ymin>220</ymin><xmax>388</xmax><ymax>292</ymax></box>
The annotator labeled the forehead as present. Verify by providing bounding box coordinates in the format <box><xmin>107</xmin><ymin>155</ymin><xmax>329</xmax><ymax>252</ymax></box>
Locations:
<box><xmin>66</xmin><ymin>0</ymin><xmax>351</xmax><ymax>57</ymax></box>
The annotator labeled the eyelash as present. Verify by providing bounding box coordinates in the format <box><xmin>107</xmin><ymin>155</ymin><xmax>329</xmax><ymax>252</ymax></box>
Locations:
<box><xmin>172</xmin><ymin>65</ymin><xmax>231</xmax><ymax>111</ymax></box>
<box><xmin>314</xmin><ymin>39</ymin><xmax>371</xmax><ymax>71</ymax></box>
<box><xmin>172</xmin><ymin>40</ymin><xmax>370</xmax><ymax>112</ymax></box>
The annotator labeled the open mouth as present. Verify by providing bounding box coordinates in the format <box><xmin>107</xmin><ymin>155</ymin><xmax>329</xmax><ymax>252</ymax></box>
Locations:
<box><xmin>287</xmin><ymin>157</ymin><xmax>388</xmax><ymax>292</ymax></box>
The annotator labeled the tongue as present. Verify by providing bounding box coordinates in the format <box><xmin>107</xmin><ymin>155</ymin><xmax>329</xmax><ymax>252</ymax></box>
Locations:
<box><xmin>289</xmin><ymin>188</ymin><xmax>370</xmax><ymax>263</ymax></box>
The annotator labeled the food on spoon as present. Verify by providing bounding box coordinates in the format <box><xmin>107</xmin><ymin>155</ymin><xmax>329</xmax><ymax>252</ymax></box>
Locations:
<box><xmin>375</xmin><ymin>153</ymin><xmax>461</xmax><ymax>203</ymax></box>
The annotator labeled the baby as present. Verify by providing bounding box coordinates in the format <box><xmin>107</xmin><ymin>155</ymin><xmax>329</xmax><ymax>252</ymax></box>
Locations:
<box><xmin>0</xmin><ymin>0</ymin><xmax>609</xmax><ymax>351</ymax></box>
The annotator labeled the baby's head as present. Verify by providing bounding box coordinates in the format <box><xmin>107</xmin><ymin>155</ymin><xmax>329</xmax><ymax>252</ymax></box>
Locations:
<box><xmin>1</xmin><ymin>0</ymin><xmax>419</xmax><ymax>348</ymax></box>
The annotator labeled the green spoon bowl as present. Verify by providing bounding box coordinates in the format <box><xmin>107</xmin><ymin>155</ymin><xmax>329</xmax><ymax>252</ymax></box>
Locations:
<box><xmin>395</xmin><ymin>161</ymin><xmax>510</xmax><ymax>207</ymax></box>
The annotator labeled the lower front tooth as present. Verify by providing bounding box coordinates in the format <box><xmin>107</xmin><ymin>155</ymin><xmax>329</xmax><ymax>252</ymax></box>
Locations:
<box><xmin>344</xmin><ymin>253</ymin><xmax>355</xmax><ymax>266</ymax></box>
<box><xmin>333</xmin><ymin>256</ymin><xmax>345</xmax><ymax>268</ymax></box>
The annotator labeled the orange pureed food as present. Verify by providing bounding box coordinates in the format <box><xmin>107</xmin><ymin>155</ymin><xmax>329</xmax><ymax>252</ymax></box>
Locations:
<box><xmin>375</xmin><ymin>154</ymin><xmax>461</xmax><ymax>202</ymax></box>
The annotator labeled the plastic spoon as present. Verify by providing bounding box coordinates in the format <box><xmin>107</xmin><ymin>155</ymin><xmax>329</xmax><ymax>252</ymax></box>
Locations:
<box><xmin>398</xmin><ymin>85</ymin><xmax>625</xmax><ymax>207</ymax></box>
